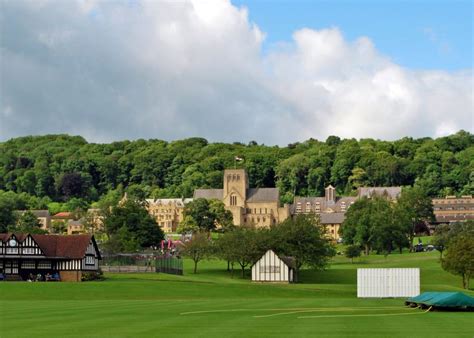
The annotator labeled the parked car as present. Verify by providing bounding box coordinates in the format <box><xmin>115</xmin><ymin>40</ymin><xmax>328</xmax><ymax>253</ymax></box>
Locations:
<box><xmin>425</xmin><ymin>244</ymin><xmax>435</xmax><ymax>252</ymax></box>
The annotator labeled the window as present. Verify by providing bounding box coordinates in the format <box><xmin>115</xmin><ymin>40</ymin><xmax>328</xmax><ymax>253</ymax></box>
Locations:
<box><xmin>230</xmin><ymin>195</ymin><xmax>237</xmax><ymax>206</ymax></box>
<box><xmin>22</xmin><ymin>261</ymin><xmax>35</xmax><ymax>268</ymax></box>
<box><xmin>85</xmin><ymin>256</ymin><xmax>95</xmax><ymax>265</ymax></box>
<box><xmin>6</xmin><ymin>247</ymin><xmax>18</xmax><ymax>254</ymax></box>
<box><xmin>22</xmin><ymin>248</ymin><xmax>35</xmax><ymax>255</ymax></box>
<box><xmin>38</xmin><ymin>261</ymin><xmax>51</xmax><ymax>269</ymax></box>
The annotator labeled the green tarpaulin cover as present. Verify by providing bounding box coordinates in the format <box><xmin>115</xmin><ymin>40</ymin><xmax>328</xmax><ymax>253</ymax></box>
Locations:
<box><xmin>406</xmin><ymin>292</ymin><xmax>474</xmax><ymax>308</ymax></box>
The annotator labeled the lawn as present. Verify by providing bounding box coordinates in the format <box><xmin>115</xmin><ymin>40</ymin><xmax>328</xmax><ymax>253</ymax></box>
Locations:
<box><xmin>0</xmin><ymin>251</ymin><xmax>472</xmax><ymax>338</ymax></box>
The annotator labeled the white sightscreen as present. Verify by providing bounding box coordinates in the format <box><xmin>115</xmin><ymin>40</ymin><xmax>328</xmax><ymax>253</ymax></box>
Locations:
<box><xmin>357</xmin><ymin>268</ymin><xmax>420</xmax><ymax>298</ymax></box>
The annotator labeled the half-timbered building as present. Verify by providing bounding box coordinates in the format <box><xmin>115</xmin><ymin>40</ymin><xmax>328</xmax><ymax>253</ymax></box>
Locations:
<box><xmin>0</xmin><ymin>233</ymin><xmax>101</xmax><ymax>282</ymax></box>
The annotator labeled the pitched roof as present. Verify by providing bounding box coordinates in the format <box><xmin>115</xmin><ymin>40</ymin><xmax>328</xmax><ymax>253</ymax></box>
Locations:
<box><xmin>0</xmin><ymin>233</ymin><xmax>100</xmax><ymax>259</ymax></box>
<box><xmin>246</xmin><ymin>188</ymin><xmax>279</xmax><ymax>202</ymax></box>
<box><xmin>53</xmin><ymin>212</ymin><xmax>75</xmax><ymax>219</ymax></box>
<box><xmin>320</xmin><ymin>212</ymin><xmax>346</xmax><ymax>224</ymax></box>
<box><xmin>193</xmin><ymin>189</ymin><xmax>224</xmax><ymax>200</ymax></box>
<box><xmin>292</xmin><ymin>196</ymin><xmax>357</xmax><ymax>213</ymax></box>
<box><xmin>280</xmin><ymin>256</ymin><xmax>296</xmax><ymax>269</ymax></box>
<box><xmin>16</xmin><ymin>210</ymin><xmax>51</xmax><ymax>218</ymax></box>
<box><xmin>146</xmin><ymin>198</ymin><xmax>193</xmax><ymax>207</ymax></box>
<box><xmin>357</xmin><ymin>187</ymin><xmax>401</xmax><ymax>200</ymax></box>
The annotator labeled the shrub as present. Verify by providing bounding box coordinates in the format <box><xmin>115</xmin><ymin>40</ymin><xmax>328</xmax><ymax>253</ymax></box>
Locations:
<box><xmin>81</xmin><ymin>269</ymin><xmax>104</xmax><ymax>281</ymax></box>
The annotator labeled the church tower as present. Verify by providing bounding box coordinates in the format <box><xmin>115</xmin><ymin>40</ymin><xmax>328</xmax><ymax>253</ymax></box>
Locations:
<box><xmin>223</xmin><ymin>169</ymin><xmax>248</xmax><ymax>207</ymax></box>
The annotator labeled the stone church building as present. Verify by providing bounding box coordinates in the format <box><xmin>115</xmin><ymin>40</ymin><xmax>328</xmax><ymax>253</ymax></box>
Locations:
<box><xmin>194</xmin><ymin>169</ymin><xmax>290</xmax><ymax>227</ymax></box>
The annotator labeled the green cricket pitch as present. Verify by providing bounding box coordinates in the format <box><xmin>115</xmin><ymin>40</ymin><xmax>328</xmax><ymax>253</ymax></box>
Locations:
<box><xmin>0</xmin><ymin>251</ymin><xmax>472</xmax><ymax>337</ymax></box>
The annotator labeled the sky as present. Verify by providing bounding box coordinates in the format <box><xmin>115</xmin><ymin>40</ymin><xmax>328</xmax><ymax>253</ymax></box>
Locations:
<box><xmin>0</xmin><ymin>0</ymin><xmax>472</xmax><ymax>145</ymax></box>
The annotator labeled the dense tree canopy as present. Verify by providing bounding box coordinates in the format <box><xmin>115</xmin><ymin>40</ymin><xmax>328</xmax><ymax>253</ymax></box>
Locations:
<box><xmin>441</xmin><ymin>222</ymin><xmax>474</xmax><ymax>289</ymax></box>
<box><xmin>103</xmin><ymin>198</ymin><xmax>164</xmax><ymax>252</ymax></box>
<box><xmin>0</xmin><ymin>132</ymin><xmax>472</xmax><ymax>208</ymax></box>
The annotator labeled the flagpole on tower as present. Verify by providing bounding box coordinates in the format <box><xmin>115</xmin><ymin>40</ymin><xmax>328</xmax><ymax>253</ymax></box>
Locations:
<box><xmin>234</xmin><ymin>156</ymin><xmax>243</xmax><ymax>169</ymax></box>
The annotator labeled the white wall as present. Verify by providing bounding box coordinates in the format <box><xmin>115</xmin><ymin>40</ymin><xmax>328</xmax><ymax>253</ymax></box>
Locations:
<box><xmin>357</xmin><ymin>268</ymin><xmax>420</xmax><ymax>298</ymax></box>
<box><xmin>251</xmin><ymin>250</ymin><xmax>292</xmax><ymax>282</ymax></box>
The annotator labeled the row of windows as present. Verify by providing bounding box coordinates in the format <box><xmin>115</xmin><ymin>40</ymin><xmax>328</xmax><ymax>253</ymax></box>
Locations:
<box><xmin>245</xmin><ymin>217</ymin><xmax>276</xmax><ymax>224</ymax></box>
<box><xmin>85</xmin><ymin>256</ymin><xmax>95</xmax><ymax>265</ymax></box>
<box><xmin>439</xmin><ymin>214</ymin><xmax>474</xmax><ymax>218</ymax></box>
<box><xmin>434</xmin><ymin>207</ymin><xmax>474</xmax><ymax>211</ymax></box>
<box><xmin>0</xmin><ymin>248</ymin><xmax>39</xmax><ymax>255</ymax></box>
<box><xmin>246</xmin><ymin>208</ymin><xmax>272</xmax><ymax>214</ymax></box>
<box><xmin>433</xmin><ymin>200</ymin><xmax>474</xmax><ymax>204</ymax></box>
<box><xmin>227</xmin><ymin>174</ymin><xmax>241</xmax><ymax>181</ymax></box>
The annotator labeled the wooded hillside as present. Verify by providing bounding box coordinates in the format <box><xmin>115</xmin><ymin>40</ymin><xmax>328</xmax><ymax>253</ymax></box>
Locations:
<box><xmin>0</xmin><ymin>131</ymin><xmax>472</xmax><ymax>208</ymax></box>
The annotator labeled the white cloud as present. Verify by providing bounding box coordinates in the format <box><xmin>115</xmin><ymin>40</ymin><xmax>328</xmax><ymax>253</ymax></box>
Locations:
<box><xmin>0</xmin><ymin>0</ymin><xmax>472</xmax><ymax>144</ymax></box>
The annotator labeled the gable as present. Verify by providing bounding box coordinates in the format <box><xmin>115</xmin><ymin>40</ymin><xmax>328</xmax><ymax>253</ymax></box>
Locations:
<box><xmin>85</xmin><ymin>238</ymin><xmax>101</xmax><ymax>259</ymax></box>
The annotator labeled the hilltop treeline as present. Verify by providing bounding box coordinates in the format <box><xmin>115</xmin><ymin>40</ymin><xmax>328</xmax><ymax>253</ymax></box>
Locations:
<box><xmin>0</xmin><ymin>131</ymin><xmax>472</xmax><ymax>208</ymax></box>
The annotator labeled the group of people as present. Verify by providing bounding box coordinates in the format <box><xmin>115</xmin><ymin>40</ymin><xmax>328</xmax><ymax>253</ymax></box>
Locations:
<box><xmin>27</xmin><ymin>272</ymin><xmax>60</xmax><ymax>282</ymax></box>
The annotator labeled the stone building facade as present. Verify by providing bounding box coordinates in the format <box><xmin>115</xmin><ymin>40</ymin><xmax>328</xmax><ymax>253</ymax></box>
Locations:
<box><xmin>432</xmin><ymin>195</ymin><xmax>474</xmax><ymax>224</ymax></box>
<box><xmin>16</xmin><ymin>210</ymin><xmax>51</xmax><ymax>231</ymax></box>
<box><xmin>194</xmin><ymin>169</ymin><xmax>290</xmax><ymax>227</ymax></box>
<box><xmin>146</xmin><ymin>198</ymin><xmax>193</xmax><ymax>233</ymax></box>
<box><xmin>292</xmin><ymin>185</ymin><xmax>402</xmax><ymax>240</ymax></box>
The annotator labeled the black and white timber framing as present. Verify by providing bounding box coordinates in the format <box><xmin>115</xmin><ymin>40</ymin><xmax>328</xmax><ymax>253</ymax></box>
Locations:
<box><xmin>0</xmin><ymin>233</ymin><xmax>101</xmax><ymax>281</ymax></box>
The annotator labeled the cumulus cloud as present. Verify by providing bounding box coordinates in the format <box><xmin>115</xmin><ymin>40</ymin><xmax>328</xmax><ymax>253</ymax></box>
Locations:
<box><xmin>0</xmin><ymin>0</ymin><xmax>472</xmax><ymax>144</ymax></box>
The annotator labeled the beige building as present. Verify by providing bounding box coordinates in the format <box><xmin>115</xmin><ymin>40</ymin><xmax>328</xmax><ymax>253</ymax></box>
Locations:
<box><xmin>432</xmin><ymin>195</ymin><xmax>474</xmax><ymax>224</ymax></box>
<box><xmin>146</xmin><ymin>198</ymin><xmax>193</xmax><ymax>233</ymax></box>
<box><xmin>292</xmin><ymin>185</ymin><xmax>402</xmax><ymax>240</ymax></box>
<box><xmin>63</xmin><ymin>209</ymin><xmax>104</xmax><ymax>235</ymax></box>
<box><xmin>194</xmin><ymin>169</ymin><xmax>290</xmax><ymax>227</ymax></box>
<box><xmin>16</xmin><ymin>210</ymin><xmax>51</xmax><ymax>231</ymax></box>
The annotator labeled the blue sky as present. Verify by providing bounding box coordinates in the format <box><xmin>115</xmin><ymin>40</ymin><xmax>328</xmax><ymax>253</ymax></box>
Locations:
<box><xmin>233</xmin><ymin>0</ymin><xmax>473</xmax><ymax>70</ymax></box>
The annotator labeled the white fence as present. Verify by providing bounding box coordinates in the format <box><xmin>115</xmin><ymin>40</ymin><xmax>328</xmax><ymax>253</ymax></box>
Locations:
<box><xmin>357</xmin><ymin>268</ymin><xmax>420</xmax><ymax>298</ymax></box>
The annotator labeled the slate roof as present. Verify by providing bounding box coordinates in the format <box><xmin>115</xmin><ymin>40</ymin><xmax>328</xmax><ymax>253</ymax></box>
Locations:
<box><xmin>16</xmin><ymin>210</ymin><xmax>51</xmax><ymax>218</ymax></box>
<box><xmin>246</xmin><ymin>188</ymin><xmax>279</xmax><ymax>202</ymax></box>
<box><xmin>193</xmin><ymin>188</ymin><xmax>279</xmax><ymax>202</ymax></box>
<box><xmin>292</xmin><ymin>196</ymin><xmax>357</xmax><ymax>214</ymax></box>
<box><xmin>193</xmin><ymin>189</ymin><xmax>224</xmax><ymax>200</ymax></box>
<box><xmin>146</xmin><ymin>198</ymin><xmax>193</xmax><ymax>207</ymax></box>
<box><xmin>320</xmin><ymin>212</ymin><xmax>346</xmax><ymax>224</ymax></box>
<box><xmin>357</xmin><ymin>187</ymin><xmax>401</xmax><ymax>200</ymax></box>
<box><xmin>0</xmin><ymin>233</ymin><xmax>100</xmax><ymax>259</ymax></box>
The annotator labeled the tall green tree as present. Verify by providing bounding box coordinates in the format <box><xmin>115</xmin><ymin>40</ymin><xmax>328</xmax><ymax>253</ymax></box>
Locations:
<box><xmin>441</xmin><ymin>234</ymin><xmax>474</xmax><ymax>289</ymax></box>
<box><xmin>179</xmin><ymin>231</ymin><xmax>214</xmax><ymax>274</ymax></box>
<box><xmin>395</xmin><ymin>186</ymin><xmax>434</xmax><ymax>252</ymax></box>
<box><xmin>272</xmin><ymin>215</ymin><xmax>335</xmax><ymax>281</ymax></box>
<box><xmin>0</xmin><ymin>197</ymin><xmax>17</xmax><ymax>232</ymax></box>
<box><xmin>104</xmin><ymin>198</ymin><xmax>164</xmax><ymax>251</ymax></box>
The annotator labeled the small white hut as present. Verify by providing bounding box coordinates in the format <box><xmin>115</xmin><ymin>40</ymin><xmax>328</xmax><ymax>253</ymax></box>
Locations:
<box><xmin>251</xmin><ymin>250</ymin><xmax>295</xmax><ymax>283</ymax></box>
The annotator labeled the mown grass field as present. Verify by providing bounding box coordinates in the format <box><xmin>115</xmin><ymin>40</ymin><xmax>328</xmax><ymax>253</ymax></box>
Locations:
<box><xmin>0</xmin><ymin>250</ymin><xmax>473</xmax><ymax>338</ymax></box>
